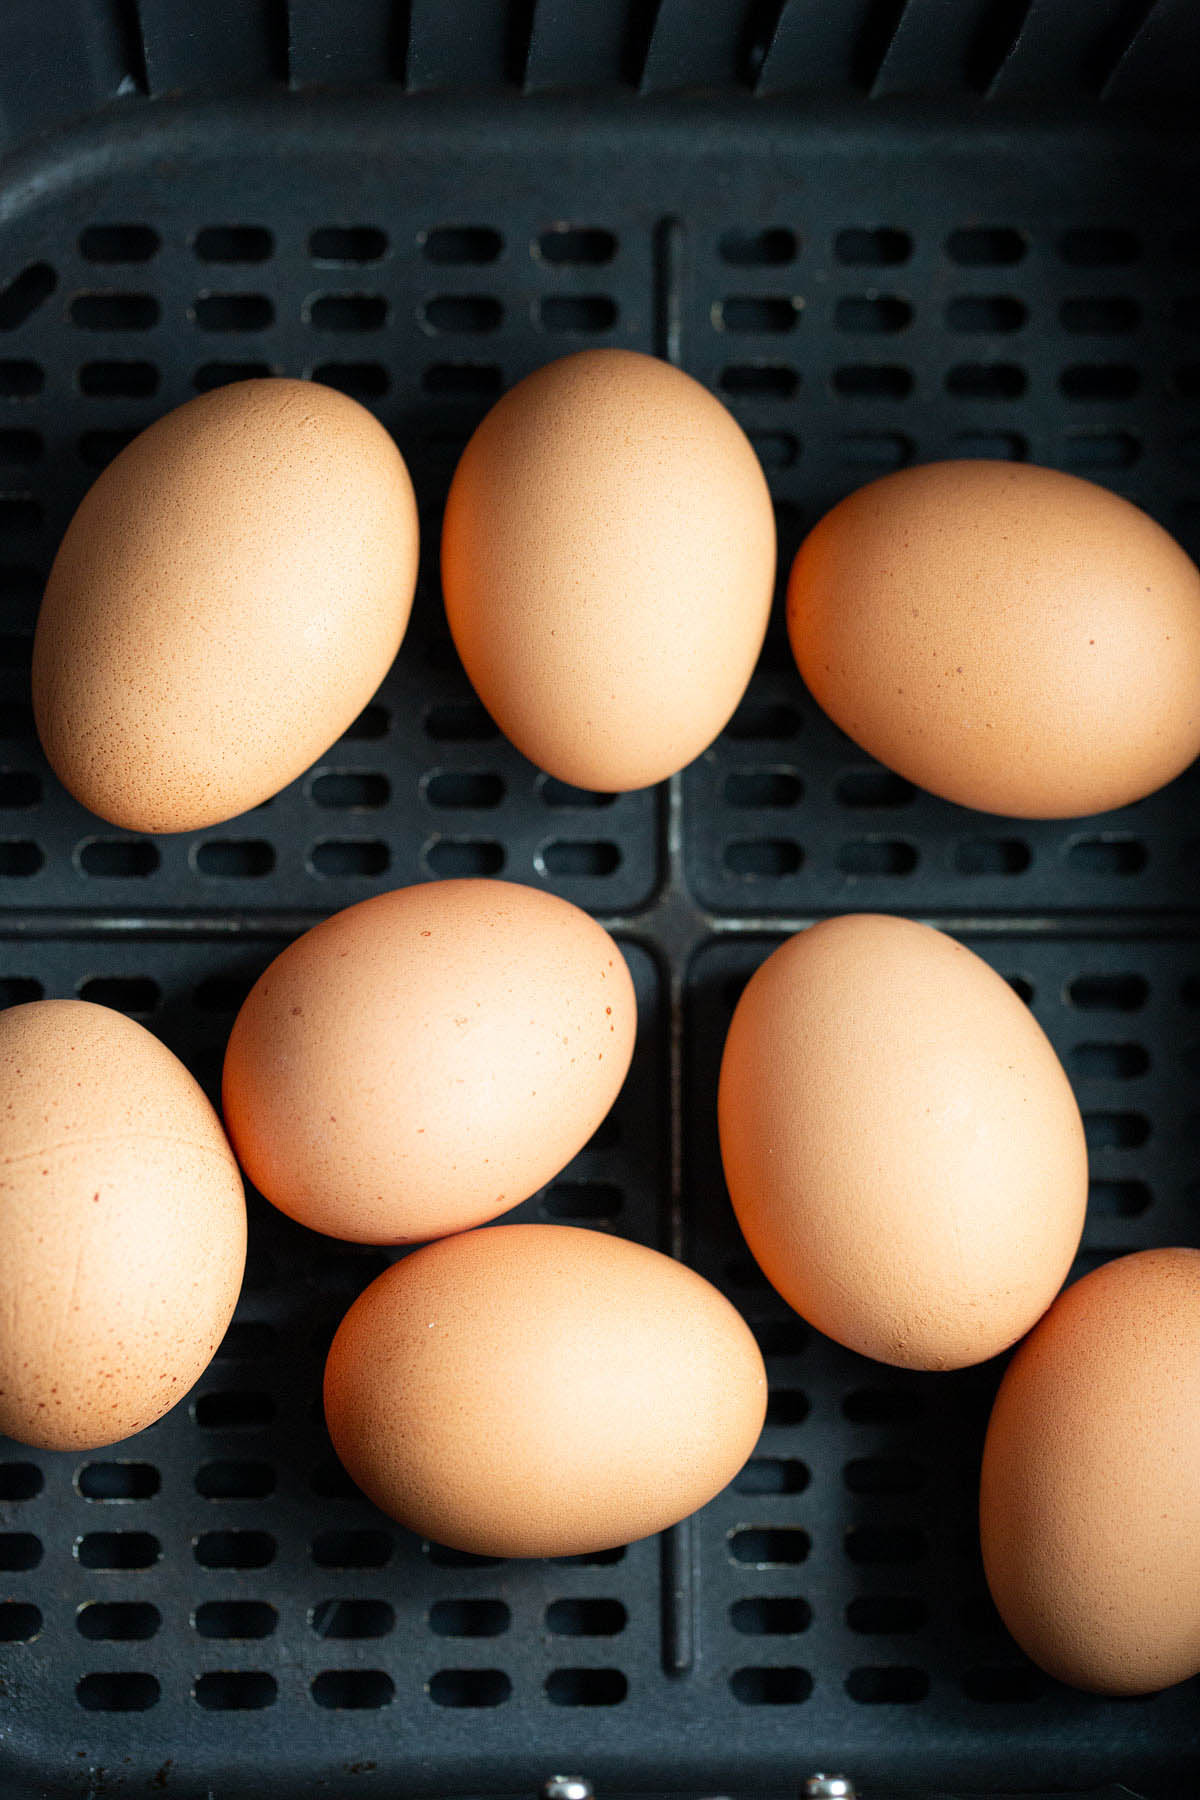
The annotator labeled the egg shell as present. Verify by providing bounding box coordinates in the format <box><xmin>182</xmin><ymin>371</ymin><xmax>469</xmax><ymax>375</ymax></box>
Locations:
<box><xmin>441</xmin><ymin>348</ymin><xmax>776</xmax><ymax>791</ymax></box>
<box><xmin>787</xmin><ymin>460</ymin><xmax>1200</xmax><ymax>818</ymax></box>
<box><xmin>33</xmin><ymin>378</ymin><xmax>418</xmax><ymax>833</ymax></box>
<box><xmin>0</xmin><ymin>1000</ymin><xmax>246</xmax><ymax>1451</ymax></box>
<box><xmin>222</xmin><ymin>878</ymin><xmax>637</xmax><ymax>1244</ymax></box>
<box><xmin>718</xmin><ymin>914</ymin><xmax>1087</xmax><ymax>1370</ymax></box>
<box><xmin>323</xmin><ymin>1223</ymin><xmax>768</xmax><ymax>1557</ymax></box>
<box><xmin>980</xmin><ymin>1248</ymin><xmax>1200</xmax><ymax>1695</ymax></box>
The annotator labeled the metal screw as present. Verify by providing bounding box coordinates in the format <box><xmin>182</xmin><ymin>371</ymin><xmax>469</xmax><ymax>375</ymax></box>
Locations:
<box><xmin>541</xmin><ymin>1780</ymin><xmax>593</xmax><ymax>1800</ymax></box>
<box><xmin>803</xmin><ymin>1779</ymin><xmax>857</xmax><ymax>1800</ymax></box>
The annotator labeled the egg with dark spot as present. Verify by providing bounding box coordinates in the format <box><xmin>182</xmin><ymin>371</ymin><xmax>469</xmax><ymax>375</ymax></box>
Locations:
<box><xmin>788</xmin><ymin>460</ymin><xmax>1200</xmax><ymax>817</ymax></box>
<box><xmin>0</xmin><ymin>1000</ymin><xmax>246</xmax><ymax>1450</ymax></box>
<box><xmin>223</xmin><ymin>879</ymin><xmax>636</xmax><ymax>1243</ymax></box>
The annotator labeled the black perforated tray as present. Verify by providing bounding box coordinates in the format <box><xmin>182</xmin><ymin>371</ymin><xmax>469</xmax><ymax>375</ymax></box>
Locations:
<box><xmin>2</xmin><ymin>18</ymin><xmax>1200</xmax><ymax>1799</ymax></box>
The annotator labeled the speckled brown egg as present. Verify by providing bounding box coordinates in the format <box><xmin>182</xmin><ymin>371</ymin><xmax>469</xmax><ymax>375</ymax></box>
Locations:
<box><xmin>0</xmin><ymin>1000</ymin><xmax>246</xmax><ymax>1451</ymax></box>
<box><xmin>718</xmin><ymin>914</ymin><xmax>1087</xmax><ymax>1370</ymax></box>
<box><xmin>981</xmin><ymin>1248</ymin><xmax>1200</xmax><ymax>1694</ymax></box>
<box><xmin>33</xmin><ymin>378</ymin><xmax>418</xmax><ymax>833</ymax></box>
<box><xmin>787</xmin><ymin>460</ymin><xmax>1200</xmax><ymax>817</ymax></box>
<box><xmin>323</xmin><ymin>1223</ymin><xmax>767</xmax><ymax>1557</ymax></box>
<box><xmin>441</xmin><ymin>349</ymin><xmax>776</xmax><ymax>791</ymax></box>
<box><xmin>222</xmin><ymin>878</ymin><xmax>636</xmax><ymax>1244</ymax></box>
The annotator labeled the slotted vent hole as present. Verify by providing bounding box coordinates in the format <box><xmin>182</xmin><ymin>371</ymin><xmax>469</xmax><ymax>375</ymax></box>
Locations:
<box><xmin>311</xmin><ymin>1529</ymin><xmax>393</xmax><ymax>1570</ymax></box>
<box><xmin>730</xmin><ymin>1528</ymin><xmax>809</xmax><ymax>1566</ymax></box>
<box><xmin>76</xmin><ymin>975</ymin><xmax>159</xmax><ymax>1013</ymax></box>
<box><xmin>0</xmin><ymin>1603</ymin><xmax>41</xmax><ymax>1641</ymax></box>
<box><xmin>545</xmin><ymin>1668</ymin><xmax>626</xmax><ymax>1707</ymax></box>
<box><xmin>310</xmin><ymin>839</ymin><xmax>390</xmax><ymax>877</ymax></box>
<box><xmin>71</xmin><ymin>292</ymin><xmax>159</xmax><ymax>330</ymax></box>
<box><xmin>545</xmin><ymin>1599</ymin><xmax>625</xmax><ymax>1636</ymax></box>
<box><xmin>77</xmin><ymin>1603</ymin><xmax>160</xmax><ymax>1642</ymax></box>
<box><xmin>0</xmin><ymin>263</ymin><xmax>56</xmax><ymax>330</ymax></box>
<box><xmin>0</xmin><ymin>1461</ymin><xmax>42</xmax><ymax>1499</ymax></box>
<box><xmin>1068</xmin><ymin>973</ymin><xmax>1147</xmax><ymax>1011</ymax></box>
<box><xmin>947</xmin><ymin>227</ymin><xmax>1026</xmax><ymax>264</ymax></box>
<box><xmin>731</xmin><ymin>1597</ymin><xmax>811</xmax><ymax>1635</ymax></box>
<box><xmin>195</xmin><ymin>1461</ymin><xmax>276</xmax><ymax>1500</ymax></box>
<box><xmin>193</xmin><ymin>1390</ymin><xmax>274</xmax><ymax>1429</ymax></box>
<box><xmin>733</xmin><ymin>1458</ymin><xmax>809</xmax><ymax>1496</ymax></box>
<box><xmin>720</xmin><ymin>227</ymin><xmax>796</xmax><ymax>265</ymax></box>
<box><xmin>725</xmin><ymin>839</ymin><xmax>802</xmax><ymax>877</ymax></box>
<box><xmin>730</xmin><ymin>1667</ymin><xmax>812</xmax><ymax>1705</ymax></box>
<box><xmin>846</xmin><ymin>1666</ymin><xmax>930</xmax><ymax>1703</ymax></box>
<box><xmin>425</xmin><ymin>839</ymin><xmax>505</xmax><ymax>877</ymax></box>
<box><xmin>0</xmin><ymin>1532</ymin><xmax>42</xmax><ymax>1570</ymax></box>
<box><xmin>540</xmin><ymin>840</ymin><xmax>621</xmax><ymax>877</ymax></box>
<box><xmin>194</xmin><ymin>1530</ymin><xmax>277</xmax><ymax>1570</ymax></box>
<box><xmin>77</xmin><ymin>1462</ymin><xmax>160</xmax><ymax>1501</ymax></box>
<box><xmin>836</xmin><ymin>228</ymin><xmax>911</xmax><ymax>265</ymax></box>
<box><xmin>194</xmin><ymin>1601</ymin><xmax>277</xmax><ymax>1640</ymax></box>
<box><xmin>76</xmin><ymin>1532</ymin><xmax>159</xmax><ymax>1570</ymax></box>
<box><xmin>310</xmin><ymin>226</ymin><xmax>387</xmax><ymax>263</ymax></box>
<box><xmin>422</xmin><ymin>226</ymin><xmax>503</xmax><ymax>264</ymax></box>
<box><xmin>311</xmin><ymin>1599</ymin><xmax>396</xmax><ymax>1640</ymax></box>
<box><xmin>194</xmin><ymin>226</ymin><xmax>273</xmax><ymax>263</ymax></box>
<box><xmin>537</xmin><ymin>226</ymin><xmax>616</xmax><ymax>265</ymax></box>
<box><xmin>847</xmin><ymin>1595</ymin><xmax>928</xmax><ymax>1634</ymax></box>
<box><xmin>81</xmin><ymin>225</ymin><xmax>159</xmax><ymax>263</ymax></box>
<box><xmin>309</xmin><ymin>293</ymin><xmax>386</xmax><ymax>332</ymax></box>
<box><xmin>429</xmin><ymin>1599</ymin><xmax>510</xmax><ymax>1638</ymax></box>
<box><xmin>430</xmin><ymin>1669</ymin><xmax>510</xmax><ymax>1708</ymax></box>
<box><xmin>194</xmin><ymin>1672</ymin><xmax>277</xmax><ymax>1711</ymax></box>
<box><xmin>77</xmin><ymin>1673</ymin><xmax>159</xmax><ymax>1712</ymax></box>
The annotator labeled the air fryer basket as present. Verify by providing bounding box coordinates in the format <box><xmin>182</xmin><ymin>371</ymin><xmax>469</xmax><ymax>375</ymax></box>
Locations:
<box><xmin>1</xmin><ymin>4</ymin><xmax>1199</xmax><ymax>1797</ymax></box>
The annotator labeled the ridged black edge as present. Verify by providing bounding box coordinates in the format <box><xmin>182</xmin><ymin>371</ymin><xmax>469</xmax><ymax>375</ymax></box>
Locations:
<box><xmin>287</xmin><ymin>0</ymin><xmax>403</xmax><ymax>86</ymax></box>
<box><xmin>639</xmin><ymin>0</ymin><xmax>754</xmax><ymax>92</ymax></box>
<box><xmin>1</xmin><ymin>0</ymin><xmax>1200</xmax><ymax>122</ymax></box>
<box><xmin>0</xmin><ymin>0</ymin><xmax>131</xmax><ymax>145</ymax></box>
<box><xmin>523</xmin><ymin>0</ymin><xmax>635</xmax><ymax>92</ymax></box>
<box><xmin>991</xmin><ymin>0</ymin><xmax>1157</xmax><ymax>95</ymax></box>
<box><xmin>136</xmin><ymin>0</ymin><xmax>287</xmax><ymax>96</ymax></box>
<box><xmin>756</xmin><ymin>0</ymin><xmax>904</xmax><ymax>94</ymax></box>
<box><xmin>1103</xmin><ymin>0</ymin><xmax>1200</xmax><ymax>99</ymax></box>
<box><xmin>405</xmin><ymin>0</ymin><xmax>508</xmax><ymax>89</ymax></box>
<box><xmin>113</xmin><ymin>0</ymin><xmax>149</xmax><ymax>95</ymax></box>
<box><xmin>872</xmin><ymin>0</ymin><xmax>1033</xmax><ymax>96</ymax></box>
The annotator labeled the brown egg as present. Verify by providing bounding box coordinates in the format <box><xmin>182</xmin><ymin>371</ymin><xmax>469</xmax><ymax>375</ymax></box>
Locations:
<box><xmin>718</xmin><ymin>915</ymin><xmax>1087</xmax><ymax>1370</ymax></box>
<box><xmin>0</xmin><ymin>1000</ymin><xmax>246</xmax><ymax>1451</ymax></box>
<box><xmin>222</xmin><ymin>878</ymin><xmax>636</xmax><ymax>1244</ymax></box>
<box><xmin>324</xmin><ymin>1224</ymin><xmax>767</xmax><ymax>1556</ymax></box>
<box><xmin>33</xmin><ymin>378</ymin><xmax>418</xmax><ymax>833</ymax></box>
<box><xmin>441</xmin><ymin>349</ymin><xmax>776</xmax><ymax>791</ymax></box>
<box><xmin>981</xmin><ymin>1249</ymin><xmax>1200</xmax><ymax>1694</ymax></box>
<box><xmin>788</xmin><ymin>461</ymin><xmax>1200</xmax><ymax>817</ymax></box>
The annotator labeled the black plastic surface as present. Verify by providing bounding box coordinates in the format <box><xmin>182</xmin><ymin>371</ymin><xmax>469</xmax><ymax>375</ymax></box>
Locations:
<box><xmin>0</xmin><ymin>71</ymin><xmax>1198</xmax><ymax>1800</ymax></box>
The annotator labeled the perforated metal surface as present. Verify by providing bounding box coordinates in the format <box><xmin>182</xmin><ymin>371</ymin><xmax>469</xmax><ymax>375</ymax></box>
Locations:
<box><xmin>1</xmin><ymin>88</ymin><xmax>1200</xmax><ymax>1800</ymax></box>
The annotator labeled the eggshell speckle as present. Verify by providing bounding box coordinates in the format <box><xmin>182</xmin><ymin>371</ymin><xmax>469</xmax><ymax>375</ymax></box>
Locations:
<box><xmin>442</xmin><ymin>349</ymin><xmax>776</xmax><ymax>791</ymax></box>
<box><xmin>788</xmin><ymin>460</ymin><xmax>1200</xmax><ymax>818</ymax></box>
<box><xmin>323</xmin><ymin>1224</ymin><xmax>768</xmax><ymax>1557</ymax></box>
<box><xmin>980</xmin><ymin>1248</ymin><xmax>1200</xmax><ymax>1695</ymax></box>
<box><xmin>33</xmin><ymin>378</ymin><xmax>418</xmax><ymax>833</ymax></box>
<box><xmin>718</xmin><ymin>914</ymin><xmax>1087</xmax><ymax>1369</ymax></box>
<box><xmin>222</xmin><ymin>878</ymin><xmax>636</xmax><ymax>1244</ymax></box>
<box><xmin>0</xmin><ymin>1000</ymin><xmax>246</xmax><ymax>1451</ymax></box>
